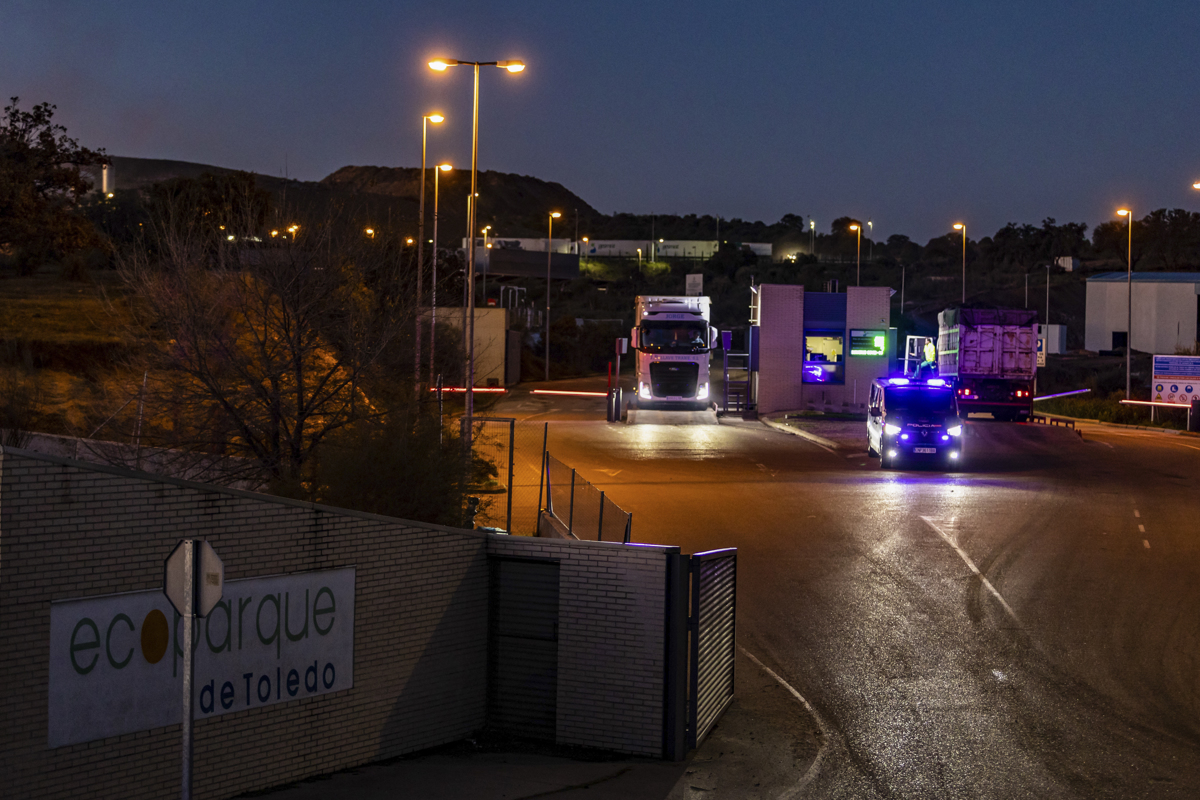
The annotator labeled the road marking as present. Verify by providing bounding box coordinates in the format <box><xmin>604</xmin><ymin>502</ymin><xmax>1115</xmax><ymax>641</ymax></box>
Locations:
<box><xmin>1138</xmin><ymin>524</ymin><xmax>1145</xmax><ymax>533</ymax></box>
<box><xmin>1134</xmin><ymin>510</ymin><xmax>1140</xmax><ymax>518</ymax></box>
<box><xmin>920</xmin><ymin>516</ymin><xmax>1021</xmax><ymax>625</ymax></box>
<box><xmin>738</xmin><ymin>645</ymin><xmax>829</xmax><ymax>799</ymax></box>
<box><xmin>1103</xmin><ymin>442</ymin><xmax>1114</xmax><ymax>448</ymax></box>
<box><xmin>1175</xmin><ymin>442</ymin><xmax>1200</xmax><ymax>452</ymax></box>
<box><xmin>1144</xmin><ymin>540</ymin><xmax>1151</xmax><ymax>549</ymax></box>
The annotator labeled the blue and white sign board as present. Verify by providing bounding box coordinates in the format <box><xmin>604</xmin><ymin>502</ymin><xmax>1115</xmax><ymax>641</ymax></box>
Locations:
<box><xmin>48</xmin><ymin>567</ymin><xmax>355</xmax><ymax>747</ymax></box>
<box><xmin>1037</xmin><ymin>337</ymin><xmax>1046</xmax><ymax>368</ymax></box>
<box><xmin>1152</xmin><ymin>355</ymin><xmax>1200</xmax><ymax>406</ymax></box>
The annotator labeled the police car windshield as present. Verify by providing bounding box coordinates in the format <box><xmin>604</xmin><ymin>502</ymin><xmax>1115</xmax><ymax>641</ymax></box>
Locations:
<box><xmin>885</xmin><ymin>388</ymin><xmax>955</xmax><ymax>415</ymax></box>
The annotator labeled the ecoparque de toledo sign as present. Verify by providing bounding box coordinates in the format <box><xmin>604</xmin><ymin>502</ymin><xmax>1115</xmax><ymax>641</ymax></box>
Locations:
<box><xmin>48</xmin><ymin>567</ymin><xmax>355</xmax><ymax>747</ymax></box>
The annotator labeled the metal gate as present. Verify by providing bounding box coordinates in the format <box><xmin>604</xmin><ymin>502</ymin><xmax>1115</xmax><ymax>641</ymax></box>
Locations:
<box><xmin>688</xmin><ymin>548</ymin><xmax>737</xmax><ymax>749</ymax></box>
<box><xmin>488</xmin><ymin>557</ymin><xmax>560</xmax><ymax>740</ymax></box>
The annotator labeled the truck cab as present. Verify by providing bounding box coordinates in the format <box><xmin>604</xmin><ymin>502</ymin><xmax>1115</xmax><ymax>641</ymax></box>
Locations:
<box><xmin>867</xmin><ymin>377</ymin><xmax>965</xmax><ymax>469</ymax></box>
<box><xmin>631</xmin><ymin>295</ymin><xmax>718</xmax><ymax>410</ymax></box>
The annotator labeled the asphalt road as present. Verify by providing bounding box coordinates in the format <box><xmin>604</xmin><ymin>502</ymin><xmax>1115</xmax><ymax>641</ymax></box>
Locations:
<box><xmin>521</xmin><ymin>403</ymin><xmax>1200</xmax><ymax>798</ymax></box>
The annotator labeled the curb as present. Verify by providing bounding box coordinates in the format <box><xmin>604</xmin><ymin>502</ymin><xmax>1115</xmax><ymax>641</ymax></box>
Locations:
<box><xmin>1035</xmin><ymin>411</ymin><xmax>1200</xmax><ymax>438</ymax></box>
<box><xmin>759</xmin><ymin>415</ymin><xmax>841</xmax><ymax>449</ymax></box>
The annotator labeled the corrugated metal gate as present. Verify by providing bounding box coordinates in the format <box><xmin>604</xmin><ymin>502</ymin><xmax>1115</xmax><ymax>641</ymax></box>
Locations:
<box><xmin>688</xmin><ymin>548</ymin><xmax>737</xmax><ymax>749</ymax></box>
<box><xmin>488</xmin><ymin>558</ymin><xmax>560</xmax><ymax>740</ymax></box>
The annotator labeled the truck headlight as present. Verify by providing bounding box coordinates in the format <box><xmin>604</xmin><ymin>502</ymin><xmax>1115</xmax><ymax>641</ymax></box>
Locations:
<box><xmin>884</xmin><ymin>424</ymin><xmax>902</xmax><ymax>436</ymax></box>
<box><xmin>639</xmin><ymin>384</ymin><xmax>651</xmax><ymax>400</ymax></box>
<box><xmin>697</xmin><ymin>383</ymin><xmax>709</xmax><ymax>400</ymax></box>
<box><xmin>947</xmin><ymin>425</ymin><xmax>962</xmax><ymax>436</ymax></box>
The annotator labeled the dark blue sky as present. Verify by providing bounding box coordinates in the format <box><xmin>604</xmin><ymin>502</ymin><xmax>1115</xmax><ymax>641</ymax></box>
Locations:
<box><xmin>5</xmin><ymin>1</ymin><xmax>1199</xmax><ymax>241</ymax></box>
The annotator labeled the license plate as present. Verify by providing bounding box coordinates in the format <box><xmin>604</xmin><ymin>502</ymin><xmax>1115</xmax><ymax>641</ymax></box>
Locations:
<box><xmin>913</xmin><ymin>447</ymin><xmax>937</xmax><ymax>454</ymax></box>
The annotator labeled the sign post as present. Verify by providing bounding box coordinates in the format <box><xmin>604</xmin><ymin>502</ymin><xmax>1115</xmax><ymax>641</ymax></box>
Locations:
<box><xmin>164</xmin><ymin>540</ymin><xmax>223</xmax><ymax>800</ymax></box>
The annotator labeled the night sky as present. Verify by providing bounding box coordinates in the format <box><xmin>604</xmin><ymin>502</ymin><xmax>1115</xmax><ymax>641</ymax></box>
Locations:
<box><xmin>4</xmin><ymin>1</ymin><xmax>1199</xmax><ymax>241</ymax></box>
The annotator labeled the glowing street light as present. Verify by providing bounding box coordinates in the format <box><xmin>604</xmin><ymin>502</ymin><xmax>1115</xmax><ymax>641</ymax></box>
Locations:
<box><xmin>545</xmin><ymin>211</ymin><xmax>561</xmax><ymax>381</ymax></box>
<box><xmin>809</xmin><ymin>217</ymin><xmax>816</xmax><ymax>258</ymax></box>
<box><xmin>415</xmin><ymin>112</ymin><xmax>445</xmax><ymax>392</ymax></box>
<box><xmin>849</xmin><ymin>223</ymin><xmax>862</xmax><ymax>286</ymax></box>
<box><xmin>429</xmin><ymin>56</ymin><xmax>525</xmax><ymax>438</ymax></box>
<box><xmin>365</xmin><ymin>228</ymin><xmax>375</xmax><ymax>238</ymax></box>
<box><xmin>429</xmin><ymin>163</ymin><xmax>453</xmax><ymax>385</ymax></box>
<box><xmin>953</xmin><ymin>223</ymin><xmax>966</xmax><ymax>303</ymax></box>
<box><xmin>1117</xmin><ymin>208</ymin><xmax>1134</xmax><ymax>398</ymax></box>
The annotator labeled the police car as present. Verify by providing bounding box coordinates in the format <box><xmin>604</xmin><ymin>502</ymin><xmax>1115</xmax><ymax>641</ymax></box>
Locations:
<box><xmin>866</xmin><ymin>376</ymin><xmax>964</xmax><ymax>469</ymax></box>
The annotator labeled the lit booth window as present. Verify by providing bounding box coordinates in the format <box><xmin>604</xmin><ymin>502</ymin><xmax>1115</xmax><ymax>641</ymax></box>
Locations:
<box><xmin>849</xmin><ymin>329</ymin><xmax>887</xmax><ymax>356</ymax></box>
<box><xmin>803</xmin><ymin>331</ymin><xmax>844</xmax><ymax>383</ymax></box>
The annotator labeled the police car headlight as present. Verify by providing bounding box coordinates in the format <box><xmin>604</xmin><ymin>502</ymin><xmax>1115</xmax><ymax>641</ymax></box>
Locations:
<box><xmin>697</xmin><ymin>383</ymin><xmax>709</xmax><ymax>400</ymax></box>
<box><xmin>947</xmin><ymin>425</ymin><xmax>963</xmax><ymax>436</ymax></box>
<box><xmin>639</xmin><ymin>384</ymin><xmax>651</xmax><ymax>400</ymax></box>
<box><xmin>884</xmin><ymin>424</ymin><xmax>902</xmax><ymax>436</ymax></box>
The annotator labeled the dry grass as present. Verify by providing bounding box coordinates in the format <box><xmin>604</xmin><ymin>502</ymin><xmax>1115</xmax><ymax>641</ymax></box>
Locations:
<box><xmin>0</xmin><ymin>273</ymin><xmax>129</xmax><ymax>345</ymax></box>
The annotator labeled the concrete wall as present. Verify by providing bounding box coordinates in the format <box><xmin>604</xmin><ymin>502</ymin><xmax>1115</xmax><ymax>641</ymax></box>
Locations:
<box><xmin>421</xmin><ymin>306</ymin><xmax>509</xmax><ymax>386</ymax></box>
<box><xmin>0</xmin><ymin>448</ymin><xmax>675</xmax><ymax>799</ymax></box>
<box><xmin>1085</xmin><ymin>279</ymin><xmax>1200</xmax><ymax>353</ymax></box>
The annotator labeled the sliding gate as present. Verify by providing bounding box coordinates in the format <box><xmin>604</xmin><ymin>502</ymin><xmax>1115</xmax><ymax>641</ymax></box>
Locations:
<box><xmin>687</xmin><ymin>548</ymin><xmax>737</xmax><ymax>749</ymax></box>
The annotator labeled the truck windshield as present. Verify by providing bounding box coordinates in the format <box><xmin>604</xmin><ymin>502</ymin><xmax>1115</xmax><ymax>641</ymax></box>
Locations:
<box><xmin>640</xmin><ymin>321</ymin><xmax>708</xmax><ymax>353</ymax></box>
<box><xmin>885</xmin><ymin>388</ymin><xmax>956</xmax><ymax>415</ymax></box>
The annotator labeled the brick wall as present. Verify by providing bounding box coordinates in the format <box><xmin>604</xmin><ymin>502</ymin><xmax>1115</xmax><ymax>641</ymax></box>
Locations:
<box><xmin>487</xmin><ymin>536</ymin><xmax>675</xmax><ymax>756</ymax></box>
<box><xmin>0</xmin><ymin>447</ymin><xmax>489</xmax><ymax>800</ymax></box>
<box><xmin>0</xmin><ymin>447</ymin><xmax>676</xmax><ymax>799</ymax></box>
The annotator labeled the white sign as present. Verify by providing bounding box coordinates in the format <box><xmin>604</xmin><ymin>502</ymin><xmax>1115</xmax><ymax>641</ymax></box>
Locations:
<box><xmin>48</xmin><ymin>567</ymin><xmax>355</xmax><ymax>747</ymax></box>
<box><xmin>685</xmin><ymin>273</ymin><xmax>703</xmax><ymax>296</ymax></box>
<box><xmin>164</xmin><ymin>539</ymin><xmax>224</xmax><ymax>617</ymax></box>
<box><xmin>1037</xmin><ymin>337</ymin><xmax>1046</xmax><ymax>368</ymax></box>
<box><xmin>1152</xmin><ymin>355</ymin><xmax>1200</xmax><ymax>406</ymax></box>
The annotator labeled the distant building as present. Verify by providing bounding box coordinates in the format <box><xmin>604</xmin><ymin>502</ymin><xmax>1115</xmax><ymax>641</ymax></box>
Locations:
<box><xmin>1085</xmin><ymin>272</ymin><xmax>1200</xmax><ymax>353</ymax></box>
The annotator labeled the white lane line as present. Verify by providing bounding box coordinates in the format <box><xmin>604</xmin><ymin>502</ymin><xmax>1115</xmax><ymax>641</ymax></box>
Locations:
<box><xmin>1138</xmin><ymin>524</ymin><xmax>1146</xmax><ymax>533</ymax></box>
<box><xmin>920</xmin><ymin>516</ymin><xmax>1021</xmax><ymax>626</ymax></box>
<box><xmin>1175</xmin><ymin>442</ymin><xmax>1200</xmax><ymax>452</ymax></box>
<box><xmin>1134</xmin><ymin>510</ymin><xmax>1140</xmax><ymax>518</ymax></box>
<box><xmin>1144</xmin><ymin>540</ymin><xmax>1151</xmax><ymax>549</ymax></box>
<box><xmin>738</xmin><ymin>645</ymin><xmax>829</xmax><ymax>799</ymax></box>
<box><xmin>1103</xmin><ymin>442</ymin><xmax>1114</xmax><ymax>449</ymax></box>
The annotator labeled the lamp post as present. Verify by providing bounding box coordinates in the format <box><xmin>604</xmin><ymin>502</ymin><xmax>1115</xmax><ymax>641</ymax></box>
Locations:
<box><xmin>416</xmin><ymin>113</ymin><xmax>444</xmax><ymax>391</ymax></box>
<box><xmin>429</xmin><ymin>56</ymin><xmax>524</xmax><ymax>441</ymax></box>
<box><xmin>481</xmin><ymin>225</ymin><xmax>492</xmax><ymax>306</ymax></box>
<box><xmin>849</xmin><ymin>223</ymin><xmax>861</xmax><ymax>286</ymax></box>
<box><xmin>867</xmin><ymin>219</ymin><xmax>873</xmax><ymax>260</ymax></box>
<box><xmin>545</xmin><ymin>211</ymin><xmax>561</xmax><ymax>381</ymax></box>
<box><xmin>429</xmin><ymin>164</ymin><xmax>452</xmax><ymax>386</ymax></box>
<box><xmin>810</xmin><ymin>218</ymin><xmax>815</xmax><ymax>258</ymax></box>
<box><xmin>1117</xmin><ymin>208</ymin><xmax>1133</xmax><ymax>398</ymax></box>
<box><xmin>953</xmin><ymin>223</ymin><xmax>966</xmax><ymax>303</ymax></box>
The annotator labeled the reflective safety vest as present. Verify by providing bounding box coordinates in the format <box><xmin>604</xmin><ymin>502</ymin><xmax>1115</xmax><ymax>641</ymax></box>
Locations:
<box><xmin>924</xmin><ymin>340</ymin><xmax>937</xmax><ymax>362</ymax></box>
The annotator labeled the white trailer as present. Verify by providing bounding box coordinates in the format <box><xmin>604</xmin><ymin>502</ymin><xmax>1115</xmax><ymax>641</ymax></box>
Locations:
<box><xmin>630</xmin><ymin>295</ymin><xmax>718</xmax><ymax>409</ymax></box>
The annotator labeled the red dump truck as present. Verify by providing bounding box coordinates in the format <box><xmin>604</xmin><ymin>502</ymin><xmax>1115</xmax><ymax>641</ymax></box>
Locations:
<box><xmin>936</xmin><ymin>307</ymin><xmax>1038</xmax><ymax>421</ymax></box>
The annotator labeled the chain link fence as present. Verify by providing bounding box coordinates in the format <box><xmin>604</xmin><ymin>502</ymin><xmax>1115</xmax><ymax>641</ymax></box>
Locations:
<box><xmin>469</xmin><ymin>418</ymin><xmax>548</xmax><ymax>535</ymax></box>
<box><xmin>544</xmin><ymin>453</ymin><xmax>632</xmax><ymax>543</ymax></box>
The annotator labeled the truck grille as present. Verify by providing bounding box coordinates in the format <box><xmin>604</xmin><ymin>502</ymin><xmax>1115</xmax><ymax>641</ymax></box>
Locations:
<box><xmin>649</xmin><ymin>362</ymin><xmax>699</xmax><ymax>398</ymax></box>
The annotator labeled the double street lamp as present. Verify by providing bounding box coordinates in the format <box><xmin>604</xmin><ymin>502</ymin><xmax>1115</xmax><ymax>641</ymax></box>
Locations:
<box><xmin>416</xmin><ymin>113</ymin><xmax>444</xmax><ymax>391</ymax></box>
<box><xmin>1117</xmin><ymin>208</ymin><xmax>1133</xmax><ymax>399</ymax></box>
<box><xmin>953</xmin><ymin>223</ymin><xmax>967</xmax><ymax>303</ymax></box>
<box><xmin>545</xmin><ymin>211</ymin><xmax>561</xmax><ymax>381</ymax></box>
<box><xmin>429</xmin><ymin>56</ymin><xmax>524</xmax><ymax>440</ymax></box>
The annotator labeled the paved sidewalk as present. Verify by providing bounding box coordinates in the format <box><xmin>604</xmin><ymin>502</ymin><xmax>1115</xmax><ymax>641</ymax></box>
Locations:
<box><xmin>244</xmin><ymin>650</ymin><xmax>821</xmax><ymax>800</ymax></box>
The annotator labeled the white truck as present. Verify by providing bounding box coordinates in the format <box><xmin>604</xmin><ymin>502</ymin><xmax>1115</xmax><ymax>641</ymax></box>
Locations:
<box><xmin>630</xmin><ymin>295</ymin><xmax>719</xmax><ymax>409</ymax></box>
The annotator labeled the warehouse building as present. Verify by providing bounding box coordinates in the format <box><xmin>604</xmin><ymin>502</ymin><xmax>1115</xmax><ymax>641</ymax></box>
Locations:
<box><xmin>1085</xmin><ymin>272</ymin><xmax>1200</xmax><ymax>353</ymax></box>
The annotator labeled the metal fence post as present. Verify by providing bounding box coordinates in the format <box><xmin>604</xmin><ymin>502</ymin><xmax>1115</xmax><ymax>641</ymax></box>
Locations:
<box><xmin>624</xmin><ymin>512</ymin><xmax>632</xmax><ymax>544</ymax></box>
<box><xmin>544</xmin><ymin>452</ymin><xmax>553</xmax><ymax>517</ymax></box>
<box><xmin>505</xmin><ymin>419</ymin><xmax>515</xmax><ymax>534</ymax></box>
<box><xmin>598</xmin><ymin>491</ymin><xmax>605</xmax><ymax>541</ymax></box>
<box><xmin>568</xmin><ymin>469</ymin><xmax>576</xmax><ymax>536</ymax></box>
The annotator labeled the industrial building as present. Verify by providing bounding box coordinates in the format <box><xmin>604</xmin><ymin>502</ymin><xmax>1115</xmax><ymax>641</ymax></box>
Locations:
<box><xmin>1085</xmin><ymin>272</ymin><xmax>1200</xmax><ymax>354</ymax></box>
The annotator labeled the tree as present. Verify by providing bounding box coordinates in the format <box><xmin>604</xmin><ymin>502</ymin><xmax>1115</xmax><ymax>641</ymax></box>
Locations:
<box><xmin>115</xmin><ymin>186</ymin><xmax>416</xmax><ymax>486</ymax></box>
<box><xmin>0</xmin><ymin>98</ymin><xmax>108</xmax><ymax>272</ymax></box>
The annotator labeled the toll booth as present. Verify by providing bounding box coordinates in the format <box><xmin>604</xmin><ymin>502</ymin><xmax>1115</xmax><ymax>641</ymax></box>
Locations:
<box><xmin>748</xmin><ymin>285</ymin><xmax>893</xmax><ymax>414</ymax></box>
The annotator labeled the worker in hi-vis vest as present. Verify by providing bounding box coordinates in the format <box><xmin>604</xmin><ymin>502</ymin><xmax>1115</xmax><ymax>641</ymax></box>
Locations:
<box><xmin>915</xmin><ymin>337</ymin><xmax>937</xmax><ymax>379</ymax></box>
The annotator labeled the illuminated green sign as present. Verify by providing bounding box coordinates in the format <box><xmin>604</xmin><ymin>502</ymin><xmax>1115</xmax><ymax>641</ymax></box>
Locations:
<box><xmin>849</xmin><ymin>329</ymin><xmax>886</xmax><ymax>356</ymax></box>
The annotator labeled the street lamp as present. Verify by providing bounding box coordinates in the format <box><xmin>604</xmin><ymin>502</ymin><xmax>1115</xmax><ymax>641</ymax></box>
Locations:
<box><xmin>416</xmin><ymin>112</ymin><xmax>444</xmax><ymax>392</ymax></box>
<box><xmin>428</xmin><ymin>56</ymin><xmax>524</xmax><ymax>440</ymax></box>
<box><xmin>429</xmin><ymin>163</ymin><xmax>452</xmax><ymax>386</ymax></box>
<box><xmin>365</xmin><ymin>228</ymin><xmax>375</xmax><ymax>238</ymax></box>
<box><xmin>810</xmin><ymin>218</ymin><xmax>816</xmax><ymax>258</ymax></box>
<box><xmin>545</xmin><ymin>211</ymin><xmax>561</xmax><ymax>381</ymax></box>
<box><xmin>867</xmin><ymin>219</ymin><xmax>873</xmax><ymax>260</ymax></box>
<box><xmin>953</xmin><ymin>223</ymin><xmax>966</xmax><ymax>303</ymax></box>
<box><xmin>1117</xmin><ymin>208</ymin><xmax>1133</xmax><ymax>398</ymax></box>
<box><xmin>481</xmin><ymin>225</ymin><xmax>492</xmax><ymax>305</ymax></box>
<box><xmin>849</xmin><ymin>223</ymin><xmax>861</xmax><ymax>286</ymax></box>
